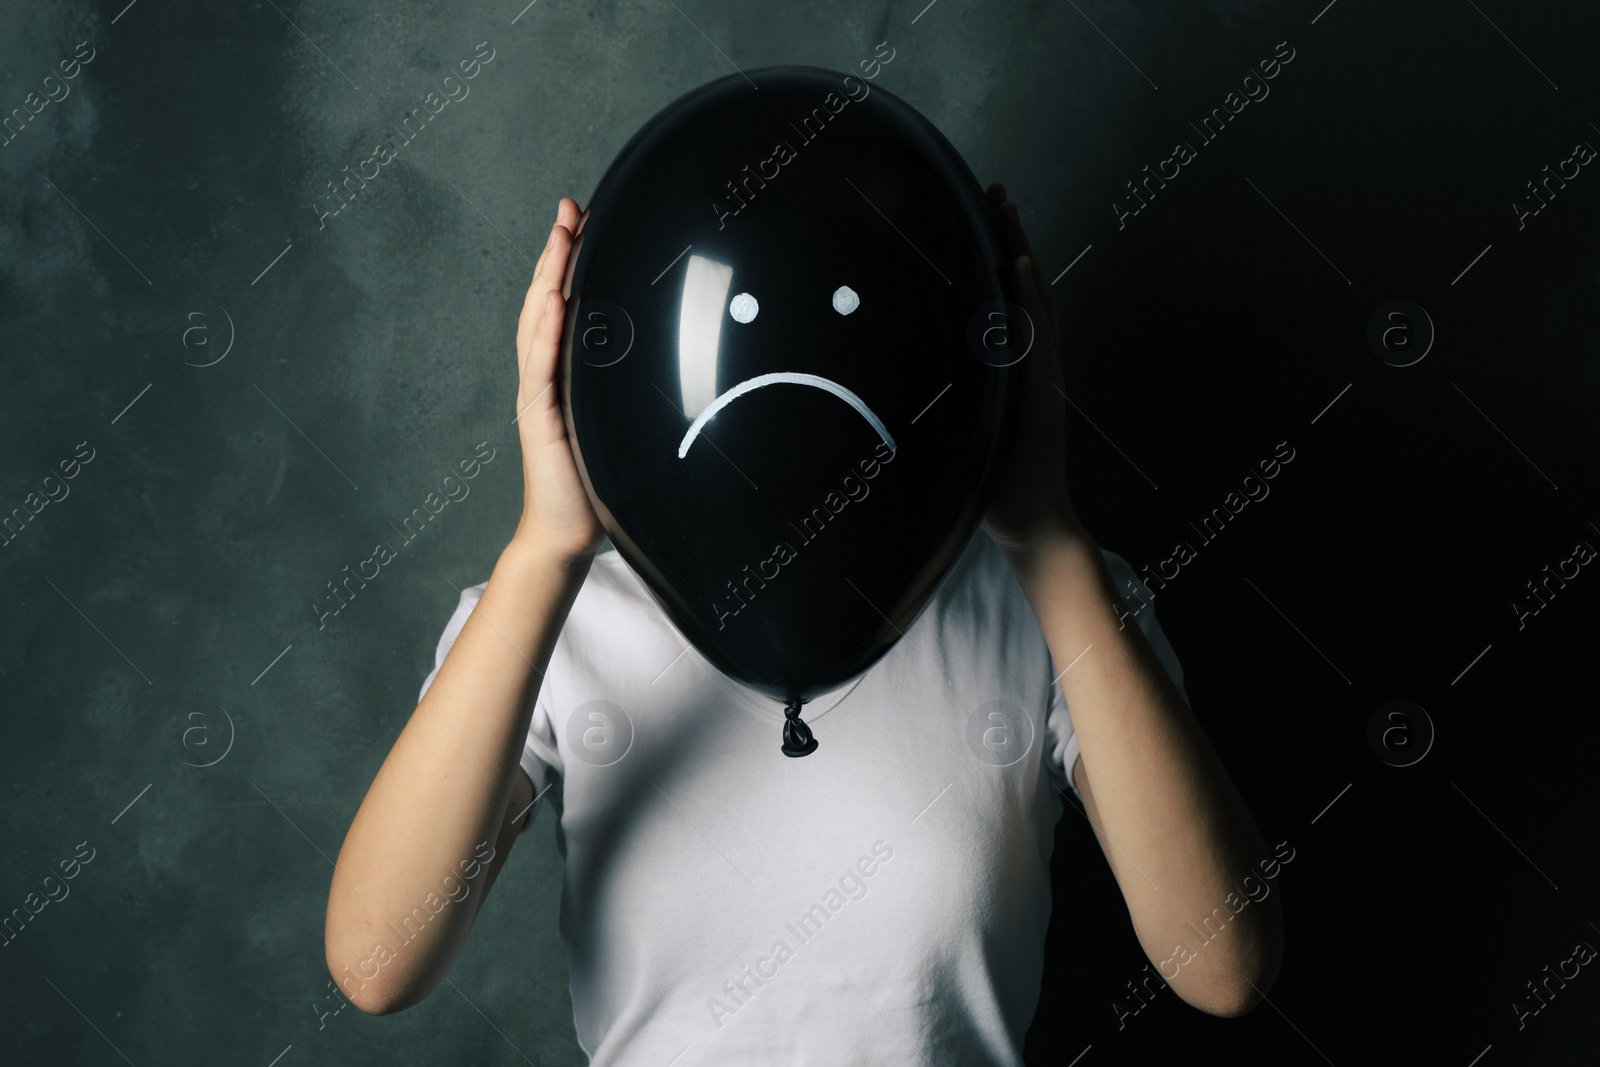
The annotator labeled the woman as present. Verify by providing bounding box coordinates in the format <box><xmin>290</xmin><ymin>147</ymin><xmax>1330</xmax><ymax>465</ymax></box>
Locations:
<box><xmin>325</xmin><ymin>188</ymin><xmax>1283</xmax><ymax>1064</ymax></box>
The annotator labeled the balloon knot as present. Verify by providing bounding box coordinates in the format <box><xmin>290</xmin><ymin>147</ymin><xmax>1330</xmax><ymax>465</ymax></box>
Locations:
<box><xmin>781</xmin><ymin>698</ymin><xmax>818</xmax><ymax>757</ymax></box>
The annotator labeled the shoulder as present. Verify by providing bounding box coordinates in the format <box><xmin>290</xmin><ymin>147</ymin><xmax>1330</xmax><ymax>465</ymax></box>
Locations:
<box><xmin>1099</xmin><ymin>547</ymin><xmax>1145</xmax><ymax>590</ymax></box>
<box><xmin>967</xmin><ymin>532</ymin><xmax>1142</xmax><ymax>601</ymax></box>
<box><xmin>954</xmin><ymin>533</ymin><xmax>1162</xmax><ymax>663</ymax></box>
<box><xmin>955</xmin><ymin>528</ymin><xmax>1132</xmax><ymax>599</ymax></box>
<box><xmin>446</xmin><ymin>547</ymin><xmax>650</xmax><ymax>649</ymax></box>
<box><xmin>554</xmin><ymin>546</ymin><xmax>665</xmax><ymax>641</ymax></box>
<box><xmin>908</xmin><ymin>528</ymin><xmax>1041</xmax><ymax>647</ymax></box>
<box><xmin>584</xmin><ymin>546</ymin><xmax>643</xmax><ymax>599</ymax></box>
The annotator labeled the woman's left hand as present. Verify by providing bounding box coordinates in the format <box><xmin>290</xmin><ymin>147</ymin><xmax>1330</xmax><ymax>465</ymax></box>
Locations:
<box><xmin>978</xmin><ymin>183</ymin><xmax>1082</xmax><ymax>555</ymax></box>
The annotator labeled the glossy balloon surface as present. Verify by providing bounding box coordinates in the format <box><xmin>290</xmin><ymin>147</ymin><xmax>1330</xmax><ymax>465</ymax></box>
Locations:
<box><xmin>559</xmin><ymin>66</ymin><xmax>1026</xmax><ymax>711</ymax></box>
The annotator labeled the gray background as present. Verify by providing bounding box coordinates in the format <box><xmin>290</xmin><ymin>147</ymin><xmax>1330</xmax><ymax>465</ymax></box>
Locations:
<box><xmin>3</xmin><ymin>0</ymin><xmax>1598</xmax><ymax>1064</ymax></box>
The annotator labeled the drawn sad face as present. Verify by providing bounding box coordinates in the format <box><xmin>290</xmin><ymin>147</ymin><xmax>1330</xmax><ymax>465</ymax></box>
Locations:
<box><xmin>573</xmin><ymin>214</ymin><xmax>962</xmax><ymax>526</ymax></box>
<box><xmin>672</xmin><ymin>263</ymin><xmax>896</xmax><ymax>464</ymax></box>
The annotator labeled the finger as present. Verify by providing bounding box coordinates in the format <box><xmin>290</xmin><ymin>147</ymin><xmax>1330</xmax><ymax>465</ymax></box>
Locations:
<box><xmin>1014</xmin><ymin>257</ymin><xmax>1040</xmax><ymax>327</ymax></box>
<box><xmin>998</xmin><ymin>202</ymin><xmax>1056</xmax><ymax>338</ymax></box>
<box><xmin>999</xmin><ymin>201</ymin><xmax>1037</xmax><ymax>263</ymax></box>
<box><xmin>985</xmin><ymin>182</ymin><xmax>1007</xmax><ymax>216</ymax></box>
<box><xmin>527</xmin><ymin>286</ymin><xmax>566</xmax><ymax>393</ymax></box>
<box><xmin>540</xmin><ymin>220</ymin><xmax>573</xmax><ymax>298</ymax></box>
<box><xmin>1026</xmin><ymin>254</ymin><xmax>1059</xmax><ymax>340</ymax></box>
<box><xmin>1016</xmin><ymin>256</ymin><xmax>1058</xmax><ymax>371</ymax></box>
<box><xmin>995</xmin><ymin>202</ymin><xmax>1044</xmax><ymax>323</ymax></box>
<box><xmin>529</xmin><ymin>196</ymin><xmax>580</xmax><ymax>291</ymax></box>
<box><xmin>1013</xmin><ymin>258</ymin><xmax>1053</xmax><ymax>392</ymax></box>
<box><xmin>523</xmin><ymin>224</ymin><xmax>570</xmax><ymax>372</ymax></box>
<box><xmin>557</xmin><ymin>196</ymin><xmax>580</xmax><ymax>234</ymax></box>
<box><xmin>529</xmin><ymin>198</ymin><xmax>566</xmax><ymax>277</ymax></box>
<box><xmin>517</xmin><ymin>217</ymin><xmax>573</xmax><ymax>363</ymax></box>
<box><xmin>519</xmin><ymin>212</ymin><xmax>561</xmax><ymax>341</ymax></box>
<box><xmin>514</xmin><ymin>287</ymin><xmax>564</xmax><ymax>426</ymax></box>
<box><xmin>985</xmin><ymin>187</ymin><xmax>1013</xmax><ymax>260</ymax></box>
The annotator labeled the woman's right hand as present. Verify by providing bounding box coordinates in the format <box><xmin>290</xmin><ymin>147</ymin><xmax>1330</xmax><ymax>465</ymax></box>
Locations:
<box><xmin>512</xmin><ymin>197</ymin><xmax>605</xmax><ymax>561</ymax></box>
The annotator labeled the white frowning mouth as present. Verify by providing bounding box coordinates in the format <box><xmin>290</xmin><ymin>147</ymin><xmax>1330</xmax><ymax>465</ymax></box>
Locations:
<box><xmin>676</xmin><ymin>371</ymin><xmax>896</xmax><ymax>459</ymax></box>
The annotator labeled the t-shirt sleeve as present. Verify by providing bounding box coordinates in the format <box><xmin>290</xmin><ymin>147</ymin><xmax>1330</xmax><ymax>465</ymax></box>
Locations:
<box><xmin>417</xmin><ymin>581</ymin><xmax>563</xmax><ymax>836</ymax></box>
<box><xmin>1044</xmin><ymin>547</ymin><xmax>1189</xmax><ymax>801</ymax></box>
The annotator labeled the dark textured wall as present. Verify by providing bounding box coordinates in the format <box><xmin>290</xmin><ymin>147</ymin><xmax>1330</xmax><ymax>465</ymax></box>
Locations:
<box><xmin>2</xmin><ymin>1</ymin><xmax>1597</xmax><ymax>1064</ymax></box>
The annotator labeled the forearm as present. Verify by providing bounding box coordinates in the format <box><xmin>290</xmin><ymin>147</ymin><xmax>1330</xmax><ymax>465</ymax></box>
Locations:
<box><xmin>325</xmin><ymin>533</ymin><xmax>591</xmax><ymax>1013</ymax></box>
<box><xmin>1002</xmin><ymin>518</ymin><xmax>1281</xmax><ymax>1013</ymax></box>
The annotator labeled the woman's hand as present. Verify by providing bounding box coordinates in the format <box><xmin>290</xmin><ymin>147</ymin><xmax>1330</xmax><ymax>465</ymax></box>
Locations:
<box><xmin>511</xmin><ymin>197</ymin><xmax>605</xmax><ymax>561</ymax></box>
<box><xmin>978</xmin><ymin>183</ymin><xmax>1083</xmax><ymax>556</ymax></box>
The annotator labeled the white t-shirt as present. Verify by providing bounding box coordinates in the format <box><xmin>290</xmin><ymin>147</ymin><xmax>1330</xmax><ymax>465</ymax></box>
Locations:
<box><xmin>418</xmin><ymin>527</ymin><xmax>1187</xmax><ymax>1065</ymax></box>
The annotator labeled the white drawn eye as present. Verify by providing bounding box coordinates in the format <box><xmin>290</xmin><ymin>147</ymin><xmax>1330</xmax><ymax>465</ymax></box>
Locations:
<box><xmin>832</xmin><ymin>285</ymin><xmax>860</xmax><ymax>315</ymax></box>
<box><xmin>729</xmin><ymin>292</ymin><xmax>759</xmax><ymax>323</ymax></box>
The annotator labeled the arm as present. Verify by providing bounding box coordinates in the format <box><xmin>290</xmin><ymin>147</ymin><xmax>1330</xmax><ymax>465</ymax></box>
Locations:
<box><xmin>326</xmin><ymin>541</ymin><xmax>589</xmax><ymax>1015</ymax></box>
<box><xmin>1011</xmin><ymin>524</ymin><xmax>1282</xmax><ymax>1015</ymax></box>
<box><xmin>325</xmin><ymin>197</ymin><xmax>604</xmax><ymax>1015</ymax></box>
<box><xmin>978</xmin><ymin>184</ymin><xmax>1282</xmax><ymax>1016</ymax></box>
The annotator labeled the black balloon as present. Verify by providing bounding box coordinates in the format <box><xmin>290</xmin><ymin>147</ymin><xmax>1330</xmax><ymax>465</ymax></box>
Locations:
<box><xmin>558</xmin><ymin>66</ymin><xmax>1028</xmax><ymax>756</ymax></box>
